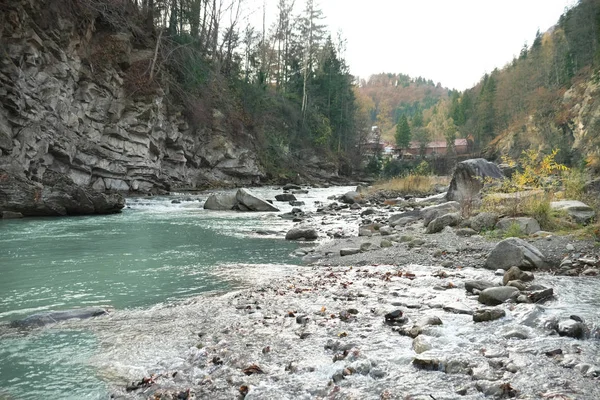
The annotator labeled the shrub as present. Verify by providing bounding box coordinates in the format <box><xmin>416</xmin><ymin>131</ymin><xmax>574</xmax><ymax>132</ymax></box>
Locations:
<box><xmin>503</xmin><ymin>221</ymin><xmax>524</xmax><ymax>238</ymax></box>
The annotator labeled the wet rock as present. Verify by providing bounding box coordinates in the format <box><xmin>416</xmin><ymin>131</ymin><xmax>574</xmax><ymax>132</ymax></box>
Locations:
<box><xmin>550</xmin><ymin>200</ymin><xmax>596</xmax><ymax>225</ymax></box>
<box><xmin>369</xmin><ymin>368</ymin><xmax>386</xmax><ymax>379</ymax></box>
<box><xmin>285</xmin><ymin>227</ymin><xmax>318</xmax><ymax>241</ymax></box>
<box><xmin>557</xmin><ymin>319</ymin><xmax>586</xmax><ymax>339</ymax></box>
<box><xmin>236</xmin><ymin>188</ymin><xmax>280</xmax><ymax>212</ymax></box>
<box><xmin>473</xmin><ymin>308</ymin><xmax>506</xmax><ymax>323</ymax></box>
<box><xmin>341</xmin><ymin>191</ymin><xmax>361</xmax><ymax>204</ymax></box>
<box><xmin>289</xmin><ymin>200</ymin><xmax>305</xmax><ymax>207</ymax></box>
<box><xmin>465</xmin><ymin>280</ymin><xmax>497</xmax><ymax>294</ymax></box>
<box><xmin>426</xmin><ymin>212</ymin><xmax>461</xmax><ymax>234</ymax></box>
<box><xmin>275</xmin><ymin>193</ymin><xmax>296</xmax><ymax>202</ymax></box>
<box><xmin>506</xmin><ymin>280</ymin><xmax>527</xmax><ymax>291</ymax></box>
<box><xmin>503</xmin><ymin>329</ymin><xmax>529</xmax><ymax>339</ymax></box>
<box><xmin>204</xmin><ymin>192</ymin><xmax>237</xmax><ymax>210</ymax></box>
<box><xmin>446</xmin><ymin>158</ymin><xmax>504</xmax><ymax>202</ymax></box>
<box><xmin>11</xmin><ymin>307</ymin><xmax>109</xmax><ymax>327</ymax></box>
<box><xmin>283</xmin><ymin>183</ymin><xmax>301</xmax><ymax>190</ymax></box>
<box><xmin>503</xmin><ymin>266</ymin><xmax>534</xmax><ymax>285</ymax></box>
<box><xmin>412</xmin><ymin>355</ymin><xmax>443</xmax><ymax>371</ymax></box>
<box><xmin>0</xmin><ymin>169</ymin><xmax>125</xmax><ymax>216</ymax></box>
<box><xmin>296</xmin><ymin>315</ymin><xmax>309</xmax><ymax>324</ymax></box>
<box><xmin>495</xmin><ymin>217</ymin><xmax>541</xmax><ymax>235</ymax></box>
<box><xmin>484</xmin><ymin>237</ymin><xmax>547</xmax><ymax>271</ymax></box>
<box><xmin>478</xmin><ymin>286</ymin><xmax>520</xmax><ymax>306</ymax></box>
<box><xmin>443</xmin><ymin>302</ymin><xmax>474</xmax><ymax>315</ymax></box>
<box><xmin>384</xmin><ymin>309</ymin><xmax>408</xmax><ymax>326</ymax></box>
<box><xmin>361</xmin><ymin>208</ymin><xmax>376</xmax><ymax>216</ymax></box>
<box><xmin>1</xmin><ymin>211</ymin><xmax>23</xmax><ymax>219</ymax></box>
<box><xmin>528</xmin><ymin>288</ymin><xmax>553</xmax><ymax>303</ymax></box>
<box><xmin>340</xmin><ymin>248</ymin><xmax>361</xmax><ymax>256</ymax></box>
<box><xmin>412</xmin><ymin>336</ymin><xmax>433</xmax><ymax>354</ymax></box>
<box><xmin>470</xmin><ymin>212</ymin><xmax>499</xmax><ymax>232</ymax></box>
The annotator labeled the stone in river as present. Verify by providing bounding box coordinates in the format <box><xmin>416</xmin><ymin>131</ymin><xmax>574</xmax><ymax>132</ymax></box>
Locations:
<box><xmin>285</xmin><ymin>227</ymin><xmax>318</xmax><ymax>241</ymax></box>
<box><xmin>443</xmin><ymin>302</ymin><xmax>474</xmax><ymax>315</ymax></box>
<box><xmin>465</xmin><ymin>280</ymin><xmax>497</xmax><ymax>294</ymax></box>
<box><xmin>275</xmin><ymin>193</ymin><xmax>296</xmax><ymax>202</ymax></box>
<box><xmin>235</xmin><ymin>188</ymin><xmax>280</xmax><ymax>212</ymax></box>
<box><xmin>340</xmin><ymin>248</ymin><xmax>361</xmax><ymax>256</ymax></box>
<box><xmin>11</xmin><ymin>307</ymin><xmax>109</xmax><ymax>328</ymax></box>
<box><xmin>478</xmin><ymin>286</ymin><xmax>520</xmax><ymax>306</ymax></box>
<box><xmin>473</xmin><ymin>308</ymin><xmax>506</xmax><ymax>323</ymax></box>
<box><xmin>557</xmin><ymin>319</ymin><xmax>587</xmax><ymax>339</ymax></box>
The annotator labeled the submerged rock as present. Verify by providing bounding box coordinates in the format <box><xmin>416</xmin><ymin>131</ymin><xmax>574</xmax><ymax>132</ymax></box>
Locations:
<box><xmin>11</xmin><ymin>307</ymin><xmax>109</xmax><ymax>328</ymax></box>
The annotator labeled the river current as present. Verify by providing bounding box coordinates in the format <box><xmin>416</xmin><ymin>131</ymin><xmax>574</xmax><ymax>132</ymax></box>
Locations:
<box><xmin>0</xmin><ymin>187</ymin><xmax>352</xmax><ymax>399</ymax></box>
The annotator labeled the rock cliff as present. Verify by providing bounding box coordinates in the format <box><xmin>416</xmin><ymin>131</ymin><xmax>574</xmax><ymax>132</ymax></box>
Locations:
<box><xmin>0</xmin><ymin>0</ymin><xmax>264</xmax><ymax>198</ymax></box>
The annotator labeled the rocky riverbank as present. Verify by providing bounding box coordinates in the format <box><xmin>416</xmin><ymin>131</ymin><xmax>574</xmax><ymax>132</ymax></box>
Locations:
<box><xmin>98</xmin><ymin>185</ymin><xmax>600</xmax><ymax>400</ymax></box>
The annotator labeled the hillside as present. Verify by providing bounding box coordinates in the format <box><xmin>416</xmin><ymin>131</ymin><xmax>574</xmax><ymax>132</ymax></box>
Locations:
<box><xmin>435</xmin><ymin>0</ymin><xmax>600</xmax><ymax>170</ymax></box>
<box><xmin>356</xmin><ymin>73</ymin><xmax>448</xmax><ymax>142</ymax></box>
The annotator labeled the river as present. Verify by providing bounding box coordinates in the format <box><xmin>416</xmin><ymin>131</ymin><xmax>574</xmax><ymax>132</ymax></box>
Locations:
<box><xmin>0</xmin><ymin>186</ymin><xmax>352</xmax><ymax>399</ymax></box>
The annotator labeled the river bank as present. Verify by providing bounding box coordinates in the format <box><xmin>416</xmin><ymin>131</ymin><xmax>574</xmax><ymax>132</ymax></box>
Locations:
<box><xmin>96</xmin><ymin>187</ymin><xmax>600</xmax><ymax>400</ymax></box>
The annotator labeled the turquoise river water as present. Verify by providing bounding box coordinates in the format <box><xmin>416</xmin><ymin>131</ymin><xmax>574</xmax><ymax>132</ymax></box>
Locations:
<box><xmin>0</xmin><ymin>187</ymin><xmax>351</xmax><ymax>399</ymax></box>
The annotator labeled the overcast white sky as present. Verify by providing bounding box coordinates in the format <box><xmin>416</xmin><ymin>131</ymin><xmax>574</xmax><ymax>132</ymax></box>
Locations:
<box><xmin>248</xmin><ymin>0</ymin><xmax>577</xmax><ymax>90</ymax></box>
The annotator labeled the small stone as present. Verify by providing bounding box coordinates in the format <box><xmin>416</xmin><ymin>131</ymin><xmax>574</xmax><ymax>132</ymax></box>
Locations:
<box><xmin>360</xmin><ymin>242</ymin><xmax>372</xmax><ymax>252</ymax></box>
<box><xmin>340</xmin><ymin>248</ymin><xmax>361</xmax><ymax>256</ymax></box>
<box><xmin>473</xmin><ymin>308</ymin><xmax>506</xmax><ymax>323</ymax></box>
<box><xmin>380</xmin><ymin>239</ymin><xmax>393</xmax><ymax>248</ymax></box>
<box><xmin>566</xmin><ymin>243</ymin><xmax>575</xmax><ymax>251</ymax></box>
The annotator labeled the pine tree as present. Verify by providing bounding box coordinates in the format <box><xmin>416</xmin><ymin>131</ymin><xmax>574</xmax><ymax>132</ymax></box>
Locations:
<box><xmin>395</xmin><ymin>115</ymin><xmax>411</xmax><ymax>150</ymax></box>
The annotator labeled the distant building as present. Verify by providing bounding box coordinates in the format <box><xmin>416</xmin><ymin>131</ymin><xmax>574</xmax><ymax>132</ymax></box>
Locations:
<box><xmin>402</xmin><ymin>138</ymin><xmax>469</xmax><ymax>156</ymax></box>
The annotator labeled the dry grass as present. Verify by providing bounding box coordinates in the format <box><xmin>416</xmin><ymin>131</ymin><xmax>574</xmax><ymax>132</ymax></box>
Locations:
<box><xmin>370</xmin><ymin>174</ymin><xmax>449</xmax><ymax>196</ymax></box>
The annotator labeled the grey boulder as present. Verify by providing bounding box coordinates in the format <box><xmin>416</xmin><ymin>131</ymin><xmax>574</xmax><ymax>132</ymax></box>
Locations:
<box><xmin>203</xmin><ymin>192</ymin><xmax>237</xmax><ymax>210</ymax></box>
<box><xmin>446</xmin><ymin>158</ymin><xmax>504</xmax><ymax>202</ymax></box>
<box><xmin>426</xmin><ymin>212</ymin><xmax>461</xmax><ymax>234</ymax></box>
<box><xmin>484</xmin><ymin>237</ymin><xmax>547</xmax><ymax>271</ymax></box>
<box><xmin>551</xmin><ymin>200</ymin><xmax>596</xmax><ymax>225</ymax></box>
<box><xmin>478</xmin><ymin>286</ymin><xmax>520</xmax><ymax>306</ymax></box>
<box><xmin>495</xmin><ymin>217</ymin><xmax>541</xmax><ymax>235</ymax></box>
<box><xmin>285</xmin><ymin>227</ymin><xmax>318</xmax><ymax>241</ymax></box>
<box><xmin>236</xmin><ymin>188</ymin><xmax>280</xmax><ymax>212</ymax></box>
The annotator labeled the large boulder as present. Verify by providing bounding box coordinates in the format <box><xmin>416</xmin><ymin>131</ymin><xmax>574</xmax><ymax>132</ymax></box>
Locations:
<box><xmin>275</xmin><ymin>193</ymin><xmax>297</xmax><ymax>202</ymax></box>
<box><xmin>235</xmin><ymin>188</ymin><xmax>279</xmax><ymax>212</ymax></box>
<box><xmin>484</xmin><ymin>237</ymin><xmax>547</xmax><ymax>271</ymax></box>
<box><xmin>478</xmin><ymin>286</ymin><xmax>520</xmax><ymax>306</ymax></box>
<box><xmin>495</xmin><ymin>217</ymin><xmax>541</xmax><ymax>235</ymax></box>
<box><xmin>285</xmin><ymin>227</ymin><xmax>318</xmax><ymax>241</ymax></box>
<box><xmin>0</xmin><ymin>169</ymin><xmax>125</xmax><ymax>216</ymax></box>
<box><xmin>203</xmin><ymin>192</ymin><xmax>237</xmax><ymax>210</ymax></box>
<box><xmin>446</xmin><ymin>159</ymin><xmax>504</xmax><ymax>202</ymax></box>
<box><xmin>426</xmin><ymin>212</ymin><xmax>461</xmax><ymax>234</ymax></box>
<box><xmin>469</xmin><ymin>212</ymin><xmax>498</xmax><ymax>232</ymax></box>
<box><xmin>341</xmin><ymin>191</ymin><xmax>361</xmax><ymax>204</ymax></box>
<box><xmin>422</xmin><ymin>201</ymin><xmax>461</xmax><ymax>226</ymax></box>
<box><xmin>550</xmin><ymin>200</ymin><xmax>596</xmax><ymax>225</ymax></box>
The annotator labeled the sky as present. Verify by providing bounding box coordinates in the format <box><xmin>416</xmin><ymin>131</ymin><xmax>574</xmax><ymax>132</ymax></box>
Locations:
<box><xmin>247</xmin><ymin>0</ymin><xmax>577</xmax><ymax>90</ymax></box>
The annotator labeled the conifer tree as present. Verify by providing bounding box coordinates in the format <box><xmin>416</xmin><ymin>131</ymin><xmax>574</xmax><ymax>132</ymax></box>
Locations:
<box><xmin>395</xmin><ymin>115</ymin><xmax>411</xmax><ymax>151</ymax></box>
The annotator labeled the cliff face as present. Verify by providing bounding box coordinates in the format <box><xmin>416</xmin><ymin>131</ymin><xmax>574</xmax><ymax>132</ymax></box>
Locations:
<box><xmin>0</xmin><ymin>0</ymin><xmax>264</xmax><ymax>194</ymax></box>
<box><xmin>488</xmin><ymin>74</ymin><xmax>600</xmax><ymax>170</ymax></box>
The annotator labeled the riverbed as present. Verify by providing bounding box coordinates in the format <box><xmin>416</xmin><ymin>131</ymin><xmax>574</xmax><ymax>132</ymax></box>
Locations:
<box><xmin>1</xmin><ymin>186</ymin><xmax>599</xmax><ymax>399</ymax></box>
<box><xmin>0</xmin><ymin>186</ymin><xmax>352</xmax><ymax>399</ymax></box>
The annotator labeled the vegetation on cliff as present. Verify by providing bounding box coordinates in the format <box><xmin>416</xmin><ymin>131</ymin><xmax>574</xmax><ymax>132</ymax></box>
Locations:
<box><xmin>68</xmin><ymin>0</ymin><xmax>365</xmax><ymax>180</ymax></box>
